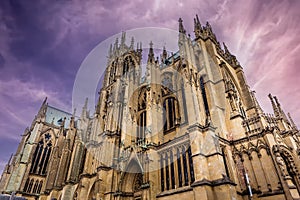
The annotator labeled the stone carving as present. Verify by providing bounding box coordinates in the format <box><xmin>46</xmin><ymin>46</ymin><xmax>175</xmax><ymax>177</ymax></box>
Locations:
<box><xmin>275</xmin><ymin>153</ymin><xmax>288</xmax><ymax>177</ymax></box>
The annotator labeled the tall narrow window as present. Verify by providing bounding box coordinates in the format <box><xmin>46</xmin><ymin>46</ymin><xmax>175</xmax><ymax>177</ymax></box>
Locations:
<box><xmin>23</xmin><ymin>178</ymin><xmax>30</xmax><ymax>192</ymax></box>
<box><xmin>137</xmin><ymin>111</ymin><xmax>146</xmax><ymax>140</ymax></box>
<box><xmin>33</xmin><ymin>180</ymin><xmax>39</xmax><ymax>193</ymax></box>
<box><xmin>170</xmin><ymin>151</ymin><xmax>176</xmax><ymax>189</ymax></box>
<box><xmin>187</xmin><ymin>147</ymin><xmax>195</xmax><ymax>183</ymax></box>
<box><xmin>177</xmin><ymin>148</ymin><xmax>183</xmax><ymax>187</ymax></box>
<box><xmin>37</xmin><ymin>181</ymin><xmax>43</xmax><ymax>194</ymax></box>
<box><xmin>163</xmin><ymin>98</ymin><xmax>176</xmax><ymax>131</ymax></box>
<box><xmin>200</xmin><ymin>77</ymin><xmax>210</xmax><ymax>117</ymax></box>
<box><xmin>165</xmin><ymin>152</ymin><xmax>170</xmax><ymax>190</ymax></box>
<box><xmin>160</xmin><ymin>154</ymin><xmax>165</xmax><ymax>192</ymax></box>
<box><xmin>41</xmin><ymin>143</ymin><xmax>52</xmax><ymax>175</ymax></box>
<box><xmin>31</xmin><ymin>141</ymin><xmax>43</xmax><ymax>173</ymax></box>
<box><xmin>28</xmin><ymin>179</ymin><xmax>34</xmax><ymax>193</ymax></box>
<box><xmin>182</xmin><ymin>147</ymin><xmax>189</xmax><ymax>186</ymax></box>
<box><xmin>109</xmin><ymin>61</ymin><xmax>117</xmax><ymax>84</ymax></box>
<box><xmin>221</xmin><ymin>147</ymin><xmax>230</xmax><ymax>178</ymax></box>
<box><xmin>31</xmin><ymin>134</ymin><xmax>52</xmax><ymax>175</ymax></box>
<box><xmin>123</xmin><ymin>56</ymin><xmax>135</xmax><ymax>75</ymax></box>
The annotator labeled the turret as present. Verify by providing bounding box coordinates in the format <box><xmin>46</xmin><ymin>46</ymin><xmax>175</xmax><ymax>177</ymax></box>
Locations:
<box><xmin>161</xmin><ymin>46</ymin><xmax>168</xmax><ymax>63</ymax></box>
<box><xmin>288</xmin><ymin>113</ymin><xmax>298</xmax><ymax>130</ymax></box>
<box><xmin>273</xmin><ymin>96</ymin><xmax>288</xmax><ymax>121</ymax></box>
<box><xmin>147</xmin><ymin>41</ymin><xmax>155</xmax><ymax>64</ymax></box>
<box><xmin>268</xmin><ymin>94</ymin><xmax>280</xmax><ymax>118</ymax></box>
<box><xmin>178</xmin><ymin>17</ymin><xmax>186</xmax><ymax>34</ymax></box>
<box><xmin>194</xmin><ymin>14</ymin><xmax>202</xmax><ymax>38</ymax></box>
<box><xmin>81</xmin><ymin>98</ymin><xmax>89</xmax><ymax>120</ymax></box>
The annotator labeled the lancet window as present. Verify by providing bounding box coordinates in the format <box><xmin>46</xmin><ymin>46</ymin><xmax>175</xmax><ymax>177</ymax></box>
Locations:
<box><xmin>160</xmin><ymin>144</ymin><xmax>195</xmax><ymax>192</ymax></box>
<box><xmin>30</xmin><ymin>133</ymin><xmax>52</xmax><ymax>175</ymax></box>
<box><xmin>163</xmin><ymin>97</ymin><xmax>176</xmax><ymax>131</ymax></box>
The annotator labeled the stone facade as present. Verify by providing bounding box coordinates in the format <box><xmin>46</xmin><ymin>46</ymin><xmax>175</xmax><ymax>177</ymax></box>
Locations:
<box><xmin>1</xmin><ymin>16</ymin><xmax>300</xmax><ymax>200</ymax></box>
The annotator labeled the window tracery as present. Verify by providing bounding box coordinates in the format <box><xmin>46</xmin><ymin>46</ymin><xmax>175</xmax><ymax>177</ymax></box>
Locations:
<box><xmin>159</xmin><ymin>144</ymin><xmax>194</xmax><ymax>191</ymax></box>
<box><xmin>30</xmin><ymin>133</ymin><xmax>52</xmax><ymax>175</ymax></box>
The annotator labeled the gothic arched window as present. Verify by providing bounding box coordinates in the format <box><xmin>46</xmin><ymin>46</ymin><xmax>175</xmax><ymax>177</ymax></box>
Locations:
<box><xmin>23</xmin><ymin>178</ymin><xmax>30</xmax><ymax>192</ymax></box>
<box><xmin>165</xmin><ymin>152</ymin><xmax>170</xmax><ymax>190</ymax></box>
<box><xmin>187</xmin><ymin>147</ymin><xmax>195</xmax><ymax>183</ymax></box>
<box><xmin>30</xmin><ymin>133</ymin><xmax>52</xmax><ymax>175</ymax></box>
<box><xmin>37</xmin><ymin>181</ymin><xmax>43</xmax><ymax>194</ymax></box>
<box><xmin>109</xmin><ymin>61</ymin><xmax>117</xmax><ymax>84</ymax></box>
<box><xmin>163</xmin><ymin>97</ymin><xmax>176</xmax><ymax>131</ymax></box>
<box><xmin>30</xmin><ymin>141</ymin><xmax>44</xmax><ymax>173</ymax></box>
<box><xmin>177</xmin><ymin>148</ymin><xmax>183</xmax><ymax>187</ymax></box>
<box><xmin>170</xmin><ymin>151</ymin><xmax>176</xmax><ymax>189</ymax></box>
<box><xmin>160</xmin><ymin>154</ymin><xmax>165</xmax><ymax>191</ymax></box>
<box><xmin>123</xmin><ymin>56</ymin><xmax>134</xmax><ymax>75</ymax></box>
<box><xmin>182</xmin><ymin>146</ymin><xmax>189</xmax><ymax>186</ymax></box>
<box><xmin>137</xmin><ymin>111</ymin><xmax>147</xmax><ymax>140</ymax></box>
<box><xmin>33</xmin><ymin>180</ymin><xmax>39</xmax><ymax>193</ymax></box>
<box><xmin>28</xmin><ymin>179</ymin><xmax>34</xmax><ymax>193</ymax></box>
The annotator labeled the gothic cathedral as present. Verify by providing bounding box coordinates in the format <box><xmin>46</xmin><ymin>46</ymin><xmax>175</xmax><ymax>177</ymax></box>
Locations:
<box><xmin>1</xmin><ymin>16</ymin><xmax>300</xmax><ymax>200</ymax></box>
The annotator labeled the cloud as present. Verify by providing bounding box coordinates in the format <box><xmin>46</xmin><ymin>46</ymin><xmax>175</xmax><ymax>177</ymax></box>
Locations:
<box><xmin>0</xmin><ymin>0</ymin><xmax>299</xmax><ymax>173</ymax></box>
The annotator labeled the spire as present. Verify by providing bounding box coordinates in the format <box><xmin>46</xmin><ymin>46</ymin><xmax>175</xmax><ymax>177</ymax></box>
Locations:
<box><xmin>70</xmin><ymin>108</ymin><xmax>76</xmax><ymax>129</ymax></box>
<box><xmin>147</xmin><ymin>41</ymin><xmax>155</xmax><ymax>63</ymax></box>
<box><xmin>130</xmin><ymin>36</ymin><xmax>134</xmax><ymax>50</ymax></box>
<box><xmin>194</xmin><ymin>14</ymin><xmax>202</xmax><ymax>38</ymax></box>
<box><xmin>161</xmin><ymin>46</ymin><xmax>168</xmax><ymax>63</ymax></box>
<box><xmin>36</xmin><ymin>97</ymin><xmax>48</xmax><ymax>121</ymax></box>
<box><xmin>268</xmin><ymin>94</ymin><xmax>280</xmax><ymax>117</ymax></box>
<box><xmin>81</xmin><ymin>98</ymin><xmax>89</xmax><ymax>119</ymax></box>
<box><xmin>42</xmin><ymin>97</ymin><xmax>47</xmax><ymax>105</ymax></box>
<box><xmin>113</xmin><ymin>37</ymin><xmax>119</xmax><ymax>53</ymax></box>
<box><xmin>206</xmin><ymin>21</ymin><xmax>212</xmax><ymax>30</ymax></box>
<box><xmin>121</xmin><ymin>31</ymin><xmax>126</xmax><ymax>47</ymax></box>
<box><xmin>109</xmin><ymin>44</ymin><xmax>113</xmax><ymax>57</ymax></box>
<box><xmin>288</xmin><ymin>113</ymin><xmax>298</xmax><ymax>130</ymax></box>
<box><xmin>223</xmin><ymin>42</ymin><xmax>231</xmax><ymax>54</ymax></box>
<box><xmin>73</xmin><ymin>108</ymin><xmax>76</xmax><ymax>117</ymax></box>
<box><xmin>274</xmin><ymin>96</ymin><xmax>288</xmax><ymax>120</ymax></box>
<box><xmin>251</xmin><ymin>91</ymin><xmax>263</xmax><ymax>113</ymax></box>
<box><xmin>178</xmin><ymin>18</ymin><xmax>186</xmax><ymax>34</ymax></box>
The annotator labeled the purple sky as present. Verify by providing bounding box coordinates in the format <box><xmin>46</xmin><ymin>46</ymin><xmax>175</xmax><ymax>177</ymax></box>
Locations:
<box><xmin>0</xmin><ymin>0</ymin><xmax>299</xmax><ymax>174</ymax></box>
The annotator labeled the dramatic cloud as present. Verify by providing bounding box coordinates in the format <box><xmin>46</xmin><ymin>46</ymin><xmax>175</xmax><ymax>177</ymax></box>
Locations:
<box><xmin>0</xmin><ymin>0</ymin><xmax>299</xmax><ymax>174</ymax></box>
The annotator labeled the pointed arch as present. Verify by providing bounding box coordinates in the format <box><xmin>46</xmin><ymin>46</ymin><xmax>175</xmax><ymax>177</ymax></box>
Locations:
<box><xmin>87</xmin><ymin>181</ymin><xmax>98</xmax><ymax>200</ymax></box>
<box><xmin>119</xmin><ymin>159</ymin><xmax>144</xmax><ymax>194</ymax></box>
<box><xmin>30</xmin><ymin>132</ymin><xmax>53</xmax><ymax>175</ymax></box>
<box><xmin>123</xmin><ymin>55</ymin><xmax>136</xmax><ymax>75</ymax></box>
<box><xmin>273</xmin><ymin>145</ymin><xmax>300</xmax><ymax>192</ymax></box>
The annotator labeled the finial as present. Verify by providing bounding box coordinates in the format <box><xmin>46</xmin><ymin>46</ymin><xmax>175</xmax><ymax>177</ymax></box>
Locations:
<box><xmin>194</xmin><ymin>14</ymin><xmax>202</xmax><ymax>38</ymax></box>
<box><xmin>288</xmin><ymin>113</ymin><xmax>297</xmax><ymax>130</ymax></box>
<box><xmin>268</xmin><ymin>94</ymin><xmax>280</xmax><ymax>117</ymax></box>
<box><xmin>206</xmin><ymin>21</ymin><xmax>211</xmax><ymax>28</ymax></box>
<box><xmin>109</xmin><ymin>44</ymin><xmax>113</xmax><ymax>55</ymax></box>
<box><xmin>223</xmin><ymin>42</ymin><xmax>230</xmax><ymax>54</ymax></box>
<box><xmin>274</xmin><ymin>96</ymin><xmax>288</xmax><ymax>120</ymax></box>
<box><xmin>73</xmin><ymin>108</ymin><xmax>76</xmax><ymax>117</ymax></box>
<box><xmin>196</xmin><ymin>14</ymin><xmax>201</xmax><ymax>26</ymax></box>
<box><xmin>149</xmin><ymin>41</ymin><xmax>153</xmax><ymax>49</ymax></box>
<box><xmin>130</xmin><ymin>36</ymin><xmax>134</xmax><ymax>49</ymax></box>
<box><xmin>121</xmin><ymin>31</ymin><xmax>126</xmax><ymax>46</ymax></box>
<box><xmin>84</xmin><ymin>98</ymin><xmax>88</xmax><ymax>109</ymax></box>
<box><xmin>178</xmin><ymin>18</ymin><xmax>186</xmax><ymax>34</ymax></box>
<box><xmin>70</xmin><ymin>116</ymin><xmax>75</xmax><ymax>128</ymax></box>
<box><xmin>114</xmin><ymin>37</ymin><xmax>119</xmax><ymax>48</ymax></box>
<box><xmin>43</xmin><ymin>97</ymin><xmax>47</xmax><ymax>105</ymax></box>
<box><xmin>137</xmin><ymin>42</ymin><xmax>142</xmax><ymax>50</ymax></box>
<box><xmin>162</xmin><ymin>46</ymin><xmax>168</xmax><ymax>61</ymax></box>
<box><xmin>147</xmin><ymin>41</ymin><xmax>155</xmax><ymax>63</ymax></box>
